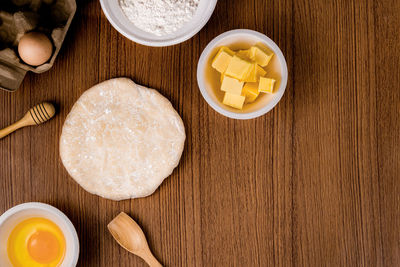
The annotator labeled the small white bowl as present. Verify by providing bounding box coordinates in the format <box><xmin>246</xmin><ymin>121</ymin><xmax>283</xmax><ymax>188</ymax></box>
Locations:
<box><xmin>0</xmin><ymin>202</ymin><xmax>79</xmax><ymax>267</ymax></box>
<box><xmin>100</xmin><ymin>0</ymin><xmax>218</xmax><ymax>47</ymax></box>
<box><xmin>197</xmin><ymin>29</ymin><xmax>288</xmax><ymax>119</ymax></box>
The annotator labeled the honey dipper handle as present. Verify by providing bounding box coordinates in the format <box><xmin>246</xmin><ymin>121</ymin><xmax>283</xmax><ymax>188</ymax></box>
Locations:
<box><xmin>0</xmin><ymin>119</ymin><xmax>26</xmax><ymax>139</ymax></box>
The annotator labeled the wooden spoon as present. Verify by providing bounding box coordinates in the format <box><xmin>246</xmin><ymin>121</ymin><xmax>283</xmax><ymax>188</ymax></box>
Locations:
<box><xmin>0</xmin><ymin>102</ymin><xmax>56</xmax><ymax>139</ymax></box>
<box><xmin>108</xmin><ymin>212</ymin><xmax>162</xmax><ymax>267</ymax></box>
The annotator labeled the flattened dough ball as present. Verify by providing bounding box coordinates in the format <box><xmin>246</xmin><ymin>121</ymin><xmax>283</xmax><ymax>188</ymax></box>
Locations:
<box><xmin>60</xmin><ymin>78</ymin><xmax>185</xmax><ymax>200</ymax></box>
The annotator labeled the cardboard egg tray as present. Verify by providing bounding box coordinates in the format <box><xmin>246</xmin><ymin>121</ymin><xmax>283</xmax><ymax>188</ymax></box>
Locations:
<box><xmin>0</xmin><ymin>0</ymin><xmax>76</xmax><ymax>92</ymax></box>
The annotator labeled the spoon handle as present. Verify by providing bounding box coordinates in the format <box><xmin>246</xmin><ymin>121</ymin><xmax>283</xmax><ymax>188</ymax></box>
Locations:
<box><xmin>140</xmin><ymin>250</ymin><xmax>163</xmax><ymax>267</ymax></box>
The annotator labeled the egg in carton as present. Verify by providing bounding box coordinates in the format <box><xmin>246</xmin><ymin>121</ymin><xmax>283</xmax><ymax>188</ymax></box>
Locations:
<box><xmin>0</xmin><ymin>0</ymin><xmax>76</xmax><ymax>91</ymax></box>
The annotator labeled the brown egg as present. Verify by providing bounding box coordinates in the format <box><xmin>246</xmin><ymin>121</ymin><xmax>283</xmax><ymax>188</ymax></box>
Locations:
<box><xmin>18</xmin><ymin>32</ymin><xmax>53</xmax><ymax>66</ymax></box>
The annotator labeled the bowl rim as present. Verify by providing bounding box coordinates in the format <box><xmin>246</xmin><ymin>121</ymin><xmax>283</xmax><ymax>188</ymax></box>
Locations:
<box><xmin>197</xmin><ymin>29</ymin><xmax>288</xmax><ymax>120</ymax></box>
<box><xmin>0</xmin><ymin>202</ymin><xmax>79</xmax><ymax>267</ymax></box>
<box><xmin>99</xmin><ymin>0</ymin><xmax>218</xmax><ymax>47</ymax></box>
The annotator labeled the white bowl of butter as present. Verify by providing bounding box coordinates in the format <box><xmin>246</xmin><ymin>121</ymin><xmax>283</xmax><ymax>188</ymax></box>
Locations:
<box><xmin>0</xmin><ymin>202</ymin><xmax>79</xmax><ymax>267</ymax></box>
<box><xmin>197</xmin><ymin>29</ymin><xmax>288</xmax><ymax>119</ymax></box>
<box><xmin>100</xmin><ymin>0</ymin><xmax>218</xmax><ymax>46</ymax></box>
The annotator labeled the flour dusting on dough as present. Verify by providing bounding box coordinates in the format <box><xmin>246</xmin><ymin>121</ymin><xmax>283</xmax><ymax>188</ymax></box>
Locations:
<box><xmin>60</xmin><ymin>78</ymin><xmax>185</xmax><ymax>200</ymax></box>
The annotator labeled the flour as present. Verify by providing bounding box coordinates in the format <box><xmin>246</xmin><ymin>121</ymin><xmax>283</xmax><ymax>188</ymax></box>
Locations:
<box><xmin>119</xmin><ymin>0</ymin><xmax>200</xmax><ymax>36</ymax></box>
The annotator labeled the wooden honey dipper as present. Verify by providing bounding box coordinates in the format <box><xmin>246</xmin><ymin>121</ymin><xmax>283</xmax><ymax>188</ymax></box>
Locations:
<box><xmin>0</xmin><ymin>102</ymin><xmax>56</xmax><ymax>139</ymax></box>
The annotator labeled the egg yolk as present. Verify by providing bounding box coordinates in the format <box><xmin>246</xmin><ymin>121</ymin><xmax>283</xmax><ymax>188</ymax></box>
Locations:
<box><xmin>7</xmin><ymin>217</ymin><xmax>66</xmax><ymax>267</ymax></box>
<box><xmin>27</xmin><ymin>230</ymin><xmax>60</xmax><ymax>263</ymax></box>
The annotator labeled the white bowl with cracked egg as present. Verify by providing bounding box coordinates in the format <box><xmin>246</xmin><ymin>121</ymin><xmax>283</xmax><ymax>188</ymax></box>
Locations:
<box><xmin>100</xmin><ymin>0</ymin><xmax>218</xmax><ymax>47</ymax></box>
<box><xmin>0</xmin><ymin>203</ymin><xmax>79</xmax><ymax>267</ymax></box>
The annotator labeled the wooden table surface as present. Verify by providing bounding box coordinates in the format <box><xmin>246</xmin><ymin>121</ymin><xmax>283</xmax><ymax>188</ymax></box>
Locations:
<box><xmin>1</xmin><ymin>0</ymin><xmax>399</xmax><ymax>266</ymax></box>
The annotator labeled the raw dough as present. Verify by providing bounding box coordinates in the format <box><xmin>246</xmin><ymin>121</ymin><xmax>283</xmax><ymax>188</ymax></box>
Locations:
<box><xmin>60</xmin><ymin>78</ymin><xmax>185</xmax><ymax>200</ymax></box>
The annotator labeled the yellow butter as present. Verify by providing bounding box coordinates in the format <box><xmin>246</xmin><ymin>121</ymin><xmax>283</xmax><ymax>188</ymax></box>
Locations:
<box><xmin>244</xmin><ymin>64</ymin><xmax>267</xmax><ymax>82</ymax></box>
<box><xmin>244</xmin><ymin>64</ymin><xmax>257</xmax><ymax>82</ymax></box>
<box><xmin>258</xmin><ymin>77</ymin><xmax>276</xmax><ymax>94</ymax></box>
<box><xmin>257</xmin><ymin>65</ymin><xmax>267</xmax><ymax>77</ymax></box>
<box><xmin>225</xmin><ymin>55</ymin><xmax>253</xmax><ymax>80</ymax></box>
<box><xmin>250</xmin><ymin>44</ymin><xmax>274</xmax><ymax>67</ymax></box>
<box><xmin>221</xmin><ymin>75</ymin><xmax>244</xmax><ymax>95</ymax></box>
<box><xmin>223</xmin><ymin>92</ymin><xmax>246</xmax><ymax>109</ymax></box>
<box><xmin>242</xmin><ymin>82</ymin><xmax>260</xmax><ymax>103</ymax></box>
<box><xmin>236</xmin><ymin>49</ymin><xmax>251</xmax><ymax>60</ymax></box>
<box><xmin>212</xmin><ymin>46</ymin><xmax>235</xmax><ymax>73</ymax></box>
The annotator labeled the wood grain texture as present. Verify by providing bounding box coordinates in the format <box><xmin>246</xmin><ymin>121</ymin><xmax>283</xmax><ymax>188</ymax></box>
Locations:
<box><xmin>0</xmin><ymin>0</ymin><xmax>399</xmax><ymax>266</ymax></box>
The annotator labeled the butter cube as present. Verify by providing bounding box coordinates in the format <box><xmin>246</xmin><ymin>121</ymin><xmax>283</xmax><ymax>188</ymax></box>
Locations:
<box><xmin>212</xmin><ymin>47</ymin><xmax>235</xmax><ymax>73</ymax></box>
<box><xmin>244</xmin><ymin>64</ymin><xmax>257</xmax><ymax>82</ymax></box>
<box><xmin>236</xmin><ymin>49</ymin><xmax>251</xmax><ymax>60</ymax></box>
<box><xmin>242</xmin><ymin>82</ymin><xmax>260</xmax><ymax>103</ymax></box>
<box><xmin>257</xmin><ymin>65</ymin><xmax>267</xmax><ymax>77</ymax></box>
<box><xmin>225</xmin><ymin>55</ymin><xmax>253</xmax><ymax>80</ymax></box>
<box><xmin>223</xmin><ymin>92</ymin><xmax>246</xmax><ymax>109</ymax></box>
<box><xmin>245</xmin><ymin>64</ymin><xmax>267</xmax><ymax>82</ymax></box>
<box><xmin>258</xmin><ymin>77</ymin><xmax>276</xmax><ymax>94</ymax></box>
<box><xmin>221</xmin><ymin>76</ymin><xmax>244</xmax><ymax>95</ymax></box>
<box><xmin>250</xmin><ymin>44</ymin><xmax>274</xmax><ymax>67</ymax></box>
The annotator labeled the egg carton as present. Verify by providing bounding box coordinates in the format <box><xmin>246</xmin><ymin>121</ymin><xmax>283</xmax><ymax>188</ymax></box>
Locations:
<box><xmin>0</xmin><ymin>0</ymin><xmax>76</xmax><ymax>91</ymax></box>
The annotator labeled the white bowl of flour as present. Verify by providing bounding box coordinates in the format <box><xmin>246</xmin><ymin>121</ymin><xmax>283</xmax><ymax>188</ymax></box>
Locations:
<box><xmin>100</xmin><ymin>0</ymin><xmax>218</xmax><ymax>46</ymax></box>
